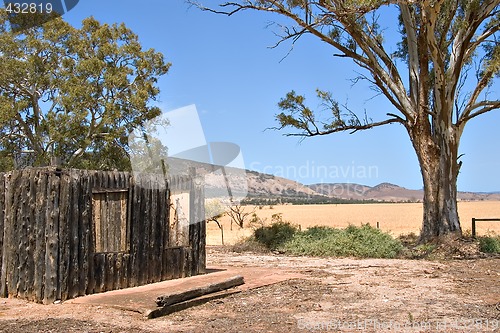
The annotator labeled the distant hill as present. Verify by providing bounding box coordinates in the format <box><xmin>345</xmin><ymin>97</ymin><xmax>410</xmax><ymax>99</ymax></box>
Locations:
<box><xmin>307</xmin><ymin>182</ymin><xmax>500</xmax><ymax>202</ymax></box>
<box><xmin>165</xmin><ymin>157</ymin><xmax>500</xmax><ymax>203</ymax></box>
<box><xmin>308</xmin><ymin>182</ymin><xmax>424</xmax><ymax>202</ymax></box>
<box><xmin>241</xmin><ymin>174</ymin><xmax>500</xmax><ymax>203</ymax></box>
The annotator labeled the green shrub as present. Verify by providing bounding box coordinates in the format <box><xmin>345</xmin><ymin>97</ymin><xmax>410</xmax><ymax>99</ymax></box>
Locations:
<box><xmin>301</xmin><ymin>226</ymin><xmax>337</xmax><ymax>240</ymax></box>
<box><xmin>284</xmin><ymin>224</ymin><xmax>403</xmax><ymax>258</ymax></box>
<box><xmin>479</xmin><ymin>236</ymin><xmax>500</xmax><ymax>253</ymax></box>
<box><xmin>253</xmin><ymin>221</ymin><xmax>403</xmax><ymax>258</ymax></box>
<box><xmin>254</xmin><ymin>221</ymin><xmax>299</xmax><ymax>250</ymax></box>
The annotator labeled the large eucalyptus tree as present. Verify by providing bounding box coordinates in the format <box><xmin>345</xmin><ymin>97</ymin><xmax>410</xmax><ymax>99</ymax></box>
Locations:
<box><xmin>194</xmin><ymin>0</ymin><xmax>500</xmax><ymax>242</ymax></box>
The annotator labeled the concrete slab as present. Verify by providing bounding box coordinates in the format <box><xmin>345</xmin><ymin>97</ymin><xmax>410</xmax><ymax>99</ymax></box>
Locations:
<box><xmin>65</xmin><ymin>267</ymin><xmax>305</xmax><ymax>318</ymax></box>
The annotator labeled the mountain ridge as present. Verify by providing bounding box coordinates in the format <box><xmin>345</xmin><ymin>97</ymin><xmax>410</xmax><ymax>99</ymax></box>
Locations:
<box><xmin>165</xmin><ymin>157</ymin><xmax>500</xmax><ymax>202</ymax></box>
<box><xmin>243</xmin><ymin>174</ymin><xmax>500</xmax><ymax>203</ymax></box>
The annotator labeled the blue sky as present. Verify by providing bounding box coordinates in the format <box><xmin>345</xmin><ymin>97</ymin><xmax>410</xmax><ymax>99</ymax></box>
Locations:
<box><xmin>37</xmin><ymin>1</ymin><xmax>500</xmax><ymax>191</ymax></box>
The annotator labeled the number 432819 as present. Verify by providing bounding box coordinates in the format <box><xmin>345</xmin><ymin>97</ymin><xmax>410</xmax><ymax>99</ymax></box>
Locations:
<box><xmin>5</xmin><ymin>2</ymin><xmax>53</xmax><ymax>14</ymax></box>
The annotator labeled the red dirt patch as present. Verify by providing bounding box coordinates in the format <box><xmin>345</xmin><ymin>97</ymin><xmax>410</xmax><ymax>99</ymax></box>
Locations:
<box><xmin>0</xmin><ymin>247</ymin><xmax>498</xmax><ymax>332</ymax></box>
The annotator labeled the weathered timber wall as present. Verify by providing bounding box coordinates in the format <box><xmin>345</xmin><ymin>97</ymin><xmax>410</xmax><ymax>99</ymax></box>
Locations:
<box><xmin>0</xmin><ymin>168</ymin><xmax>206</xmax><ymax>304</ymax></box>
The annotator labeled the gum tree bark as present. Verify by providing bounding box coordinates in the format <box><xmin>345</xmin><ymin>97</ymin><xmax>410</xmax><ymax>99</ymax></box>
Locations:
<box><xmin>410</xmin><ymin>111</ymin><xmax>462</xmax><ymax>239</ymax></box>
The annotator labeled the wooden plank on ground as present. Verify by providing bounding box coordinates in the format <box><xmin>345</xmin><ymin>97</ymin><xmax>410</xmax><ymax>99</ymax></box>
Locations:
<box><xmin>148</xmin><ymin>288</ymin><xmax>242</xmax><ymax>319</ymax></box>
<box><xmin>155</xmin><ymin>275</ymin><xmax>244</xmax><ymax>307</ymax></box>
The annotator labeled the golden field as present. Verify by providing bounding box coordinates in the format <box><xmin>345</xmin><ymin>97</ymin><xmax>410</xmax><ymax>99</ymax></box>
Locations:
<box><xmin>206</xmin><ymin>201</ymin><xmax>500</xmax><ymax>245</ymax></box>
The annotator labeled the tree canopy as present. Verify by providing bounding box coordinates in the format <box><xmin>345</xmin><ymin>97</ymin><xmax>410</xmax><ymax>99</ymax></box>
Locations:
<box><xmin>0</xmin><ymin>11</ymin><xmax>170</xmax><ymax>170</ymax></box>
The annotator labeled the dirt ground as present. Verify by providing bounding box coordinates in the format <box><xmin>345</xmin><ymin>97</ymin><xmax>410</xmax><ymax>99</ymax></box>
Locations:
<box><xmin>0</xmin><ymin>247</ymin><xmax>499</xmax><ymax>332</ymax></box>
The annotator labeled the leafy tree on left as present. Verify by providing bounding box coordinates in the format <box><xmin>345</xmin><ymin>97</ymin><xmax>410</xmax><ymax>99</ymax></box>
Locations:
<box><xmin>0</xmin><ymin>10</ymin><xmax>170</xmax><ymax>171</ymax></box>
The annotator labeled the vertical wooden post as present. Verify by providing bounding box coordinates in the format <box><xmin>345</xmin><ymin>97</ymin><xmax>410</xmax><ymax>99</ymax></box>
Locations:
<box><xmin>149</xmin><ymin>177</ymin><xmax>159</xmax><ymax>283</ymax></box>
<box><xmin>220</xmin><ymin>225</ymin><xmax>224</xmax><ymax>246</ymax></box>
<box><xmin>79</xmin><ymin>170</ymin><xmax>91</xmax><ymax>296</ymax></box>
<box><xmin>0</xmin><ymin>172</ymin><xmax>13</xmax><ymax>298</ymax></box>
<box><xmin>0</xmin><ymin>173</ymin><xmax>4</xmax><ymax>298</ymax></box>
<box><xmin>58</xmin><ymin>171</ymin><xmax>71</xmax><ymax>301</ymax></box>
<box><xmin>44</xmin><ymin>172</ymin><xmax>61</xmax><ymax>304</ymax></box>
<box><xmin>142</xmin><ymin>177</ymin><xmax>151</xmax><ymax>284</ymax></box>
<box><xmin>130</xmin><ymin>178</ymin><xmax>141</xmax><ymax>287</ymax></box>
<box><xmin>115</xmin><ymin>252</ymin><xmax>122</xmax><ymax>290</ymax></box>
<box><xmin>26</xmin><ymin>169</ymin><xmax>37</xmax><ymax>301</ymax></box>
<box><xmin>17</xmin><ymin>171</ymin><xmax>31</xmax><ymax>300</ymax></box>
<box><xmin>159</xmin><ymin>182</ymin><xmax>168</xmax><ymax>281</ymax></box>
<box><xmin>7</xmin><ymin>171</ymin><xmax>22</xmax><ymax>299</ymax></box>
<box><xmin>34</xmin><ymin>171</ymin><xmax>48</xmax><ymax>302</ymax></box>
<box><xmin>472</xmin><ymin>218</ymin><xmax>476</xmax><ymax>238</ymax></box>
<box><xmin>68</xmin><ymin>171</ymin><xmax>81</xmax><ymax>299</ymax></box>
<box><xmin>106</xmin><ymin>253</ymin><xmax>115</xmax><ymax>292</ymax></box>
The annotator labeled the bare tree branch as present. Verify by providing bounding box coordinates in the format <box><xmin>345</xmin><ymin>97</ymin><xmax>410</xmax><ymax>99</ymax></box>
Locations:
<box><xmin>274</xmin><ymin>115</ymin><xmax>403</xmax><ymax>137</ymax></box>
<box><xmin>227</xmin><ymin>203</ymin><xmax>255</xmax><ymax>229</ymax></box>
<box><xmin>460</xmin><ymin>100</ymin><xmax>500</xmax><ymax>123</ymax></box>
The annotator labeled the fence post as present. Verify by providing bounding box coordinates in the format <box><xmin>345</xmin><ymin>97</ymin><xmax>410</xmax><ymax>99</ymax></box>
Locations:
<box><xmin>472</xmin><ymin>218</ymin><xmax>476</xmax><ymax>238</ymax></box>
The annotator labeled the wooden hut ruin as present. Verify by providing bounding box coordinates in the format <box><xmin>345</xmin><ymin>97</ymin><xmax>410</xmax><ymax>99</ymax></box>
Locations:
<box><xmin>0</xmin><ymin>167</ymin><xmax>206</xmax><ymax>304</ymax></box>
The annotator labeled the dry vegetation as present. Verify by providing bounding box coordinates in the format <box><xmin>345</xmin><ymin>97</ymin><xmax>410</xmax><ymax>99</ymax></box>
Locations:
<box><xmin>206</xmin><ymin>201</ymin><xmax>500</xmax><ymax>245</ymax></box>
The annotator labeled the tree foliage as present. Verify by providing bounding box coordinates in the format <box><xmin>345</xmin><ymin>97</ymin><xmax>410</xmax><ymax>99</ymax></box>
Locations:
<box><xmin>0</xmin><ymin>11</ymin><xmax>170</xmax><ymax>170</ymax></box>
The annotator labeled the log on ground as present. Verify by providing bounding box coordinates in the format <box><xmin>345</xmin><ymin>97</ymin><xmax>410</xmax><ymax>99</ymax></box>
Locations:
<box><xmin>155</xmin><ymin>275</ymin><xmax>244</xmax><ymax>307</ymax></box>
